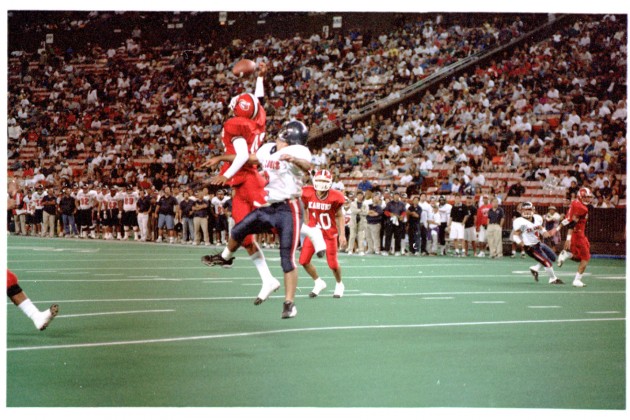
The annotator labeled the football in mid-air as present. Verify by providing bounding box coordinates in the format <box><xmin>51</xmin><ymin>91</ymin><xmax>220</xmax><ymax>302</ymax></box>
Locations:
<box><xmin>232</xmin><ymin>59</ymin><xmax>257</xmax><ymax>77</ymax></box>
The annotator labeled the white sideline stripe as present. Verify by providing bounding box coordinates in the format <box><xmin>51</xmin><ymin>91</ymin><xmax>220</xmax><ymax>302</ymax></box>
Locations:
<box><xmin>8</xmin><ymin>318</ymin><xmax>624</xmax><ymax>352</ymax></box>
<box><xmin>528</xmin><ymin>306</ymin><xmax>562</xmax><ymax>309</ymax></box>
<box><xmin>586</xmin><ymin>311</ymin><xmax>621</xmax><ymax>314</ymax></box>
<box><xmin>422</xmin><ymin>297</ymin><xmax>454</xmax><ymax>300</ymax></box>
<box><xmin>23</xmin><ymin>270</ymin><xmax>58</xmax><ymax>273</ymax></box>
<box><xmin>15</xmin><ymin>274</ymin><xmax>569</xmax><ymax>281</ymax></box>
<box><xmin>8</xmin><ymin>290</ymin><xmax>624</xmax><ymax>305</ymax></box>
<box><xmin>202</xmin><ymin>281</ymin><xmax>233</xmax><ymax>284</ymax></box>
<box><xmin>472</xmin><ymin>301</ymin><xmax>505</xmax><ymax>304</ymax></box>
<box><xmin>58</xmin><ymin>309</ymin><xmax>175</xmax><ymax>318</ymax></box>
<box><xmin>4</xmin><ymin>262</ymin><xmax>492</xmax><ymax>270</ymax></box>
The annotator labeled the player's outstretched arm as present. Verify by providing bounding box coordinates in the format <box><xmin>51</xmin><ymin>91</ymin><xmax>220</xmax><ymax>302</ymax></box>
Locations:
<box><xmin>279</xmin><ymin>155</ymin><xmax>312</xmax><ymax>173</ymax></box>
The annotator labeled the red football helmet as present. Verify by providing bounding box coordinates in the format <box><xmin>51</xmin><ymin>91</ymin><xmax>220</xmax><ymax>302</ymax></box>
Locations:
<box><xmin>313</xmin><ymin>170</ymin><xmax>333</xmax><ymax>192</ymax></box>
<box><xmin>577</xmin><ymin>187</ymin><xmax>593</xmax><ymax>204</ymax></box>
<box><xmin>229</xmin><ymin>92</ymin><xmax>259</xmax><ymax>119</ymax></box>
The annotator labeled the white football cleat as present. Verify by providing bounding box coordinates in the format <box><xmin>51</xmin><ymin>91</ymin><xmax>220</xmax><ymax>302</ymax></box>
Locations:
<box><xmin>254</xmin><ymin>278</ymin><xmax>281</xmax><ymax>305</ymax></box>
<box><xmin>309</xmin><ymin>279</ymin><xmax>327</xmax><ymax>298</ymax></box>
<box><xmin>557</xmin><ymin>250</ymin><xmax>572</xmax><ymax>267</ymax></box>
<box><xmin>34</xmin><ymin>304</ymin><xmax>59</xmax><ymax>331</ymax></box>
<box><xmin>333</xmin><ymin>282</ymin><xmax>345</xmax><ymax>298</ymax></box>
<box><xmin>572</xmin><ymin>279</ymin><xmax>586</xmax><ymax>288</ymax></box>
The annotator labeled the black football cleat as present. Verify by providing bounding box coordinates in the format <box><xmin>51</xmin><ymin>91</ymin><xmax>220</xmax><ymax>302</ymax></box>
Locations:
<box><xmin>281</xmin><ymin>301</ymin><xmax>297</xmax><ymax>319</ymax></box>
<box><xmin>201</xmin><ymin>253</ymin><xmax>234</xmax><ymax>268</ymax></box>
<box><xmin>549</xmin><ymin>278</ymin><xmax>564</xmax><ymax>285</ymax></box>
<box><xmin>530</xmin><ymin>269</ymin><xmax>539</xmax><ymax>282</ymax></box>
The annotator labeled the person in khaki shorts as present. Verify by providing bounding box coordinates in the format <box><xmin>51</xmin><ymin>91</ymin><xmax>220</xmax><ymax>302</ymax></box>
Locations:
<box><xmin>41</xmin><ymin>187</ymin><xmax>58</xmax><ymax>238</ymax></box>
<box><xmin>192</xmin><ymin>189</ymin><xmax>211</xmax><ymax>246</ymax></box>
<box><xmin>366</xmin><ymin>193</ymin><xmax>384</xmax><ymax>254</ymax></box>
<box><xmin>486</xmin><ymin>197</ymin><xmax>505</xmax><ymax>258</ymax></box>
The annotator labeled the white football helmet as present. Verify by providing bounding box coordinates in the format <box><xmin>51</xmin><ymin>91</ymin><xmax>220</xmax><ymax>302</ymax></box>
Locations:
<box><xmin>313</xmin><ymin>170</ymin><xmax>333</xmax><ymax>192</ymax></box>
<box><xmin>521</xmin><ymin>201</ymin><xmax>535</xmax><ymax>218</ymax></box>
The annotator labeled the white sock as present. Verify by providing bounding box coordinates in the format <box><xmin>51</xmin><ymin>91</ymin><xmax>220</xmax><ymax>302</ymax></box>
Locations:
<box><xmin>531</xmin><ymin>263</ymin><xmax>542</xmax><ymax>271</ymax></box>
<box><xmin>222</xmin><ymin>248</ymin><xmax>233</xmax><ymax>260</ymax></box>
<box><xmin>544</xmin><ymin>266</ymin><xmax>556</xmax><ymax>280</ymax></box>
<box><xmin>575</xmin><ymin>273</ymin><xmax>583</xmax><ymax>282</ymax></box>
<box><xmin>250</xmin><ymin>251</ymin><xmax>275</xmax><ymax>283</ymax></box>
<box><xmin>17</xmin><ymin>298</ymin><xmax>40</xmax><ymax>320</ymax></box>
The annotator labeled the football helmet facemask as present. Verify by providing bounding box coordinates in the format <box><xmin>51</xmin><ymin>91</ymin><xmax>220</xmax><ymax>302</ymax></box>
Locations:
<box><xmin>313</xmin><ymin>169</ymin><xmax>333</xmax><ymax>192</ymax></box>
<box><xmin>229</xmin><ymin>92</ymin><xmax>259</xmax><ymax>119</ymax></box>
<box><xmin>577</xmin><ymin>187</ymin><xmax>594</xmax><ymax>205</ymax></box>
<box><xmin>521</xmin><ymin>201</ymin><xmax>535</xmax><ymax>218</ymax></box>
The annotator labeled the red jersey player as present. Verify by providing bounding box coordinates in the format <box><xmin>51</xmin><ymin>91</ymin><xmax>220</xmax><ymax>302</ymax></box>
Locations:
<box><xmin>299</xmin><ymin>170</ymin><xmax>348</xmax><ymax>298</ymax></box>
<box><xmin>200</xmin><ymin>63</ymin><xmax>282</xmax><ymax>303</ymax></box>
<box><xmin>555</xmin><ymin>187</ymin><xmax>593</xmax><ymax>287</ymax></box>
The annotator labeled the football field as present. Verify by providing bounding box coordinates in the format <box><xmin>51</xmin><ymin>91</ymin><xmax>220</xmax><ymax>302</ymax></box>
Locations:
<box><xmin>4</xmin><ymin>235</ymin><xmax>626</xmax><ymax>412</ymax></box>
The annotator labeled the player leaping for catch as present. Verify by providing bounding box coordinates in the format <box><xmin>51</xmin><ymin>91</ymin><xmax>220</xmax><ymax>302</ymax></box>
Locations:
<box><xmin>200</xmin><ymin>64</ymin><xmax>325</xmax><ymax>304</ymax></box>
<box><xmin>512</xmin><ymin>202</ymin><xmax>564</xmax><ymax>285</ymax></box>
<box><xmin>552</xmin><ymin>187</ymin><xmax>593</xmax><ymax>287</ymax></box>
<box><xmin>199</xmin><ymin>62</ymin><xmax>284</xmax><ymax>303</ymax></box>
<box><xmin>202</xmin><ymin>121</ymin><xmax>313</xmax><ymax>318</ymax></box>
<box><xmin>300</xmin><ymin>169</ymin><xmax>347</xmax><ymax>298</ymax></box>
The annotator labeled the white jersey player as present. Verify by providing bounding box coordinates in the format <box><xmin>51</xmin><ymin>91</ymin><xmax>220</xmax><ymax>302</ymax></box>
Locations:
<box><xmin>76</xmin><ymin>187</ymin><xmax>99</xmax><ymax>238</ymax></box>
<box><xmin>512</xmin><ymin>202</ymin><xmax>563</xmax><ymax>285</ymax></box>
<box><xmin>121</xmin><ymin>185</ymin><xmax>140</xmax><ymax>240</ymax></box>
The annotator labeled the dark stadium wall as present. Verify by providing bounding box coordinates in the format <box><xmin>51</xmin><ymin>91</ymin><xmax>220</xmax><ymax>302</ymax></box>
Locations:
<box><xmin>8</xmin><ymin>11</ymin><xmax>544</xmax><ymax>56</ymax></box>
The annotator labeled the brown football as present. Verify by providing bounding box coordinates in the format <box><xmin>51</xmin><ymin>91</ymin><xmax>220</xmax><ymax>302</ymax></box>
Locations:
<box><xmin>232</xmin><ymin>59</ymin><xmax>257</xmax><ymax>77</ymax></box>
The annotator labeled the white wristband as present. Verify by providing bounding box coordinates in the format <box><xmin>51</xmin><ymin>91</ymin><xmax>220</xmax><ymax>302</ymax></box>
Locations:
<box><xmin>566</xmin><ymin>234</ymin><xmax>572</xmax><ymax>240</ymax></box>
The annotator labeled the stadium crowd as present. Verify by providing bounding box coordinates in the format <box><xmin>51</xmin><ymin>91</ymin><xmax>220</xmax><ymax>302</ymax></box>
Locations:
<box><xmin>6</xmin><ymin>12</ymin><xmax>627</xmax><ymax>256</ymax></box>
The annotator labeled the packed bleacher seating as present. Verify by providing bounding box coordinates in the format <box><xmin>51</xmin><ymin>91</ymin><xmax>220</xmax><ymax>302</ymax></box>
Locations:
<box><xmin>6</xmin><ymin>12</ymin><xmax>627</xmax><ymax>255</ymax></box>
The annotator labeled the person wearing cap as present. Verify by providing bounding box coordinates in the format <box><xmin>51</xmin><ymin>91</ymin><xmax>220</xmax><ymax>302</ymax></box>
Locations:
<box><xmin>543</xmin><ymin>205</ymin><xmax>563</xmax><ymax>253</ymax></box>
<box><xmin>59</xmin><ymin>187</ymin><xmax>79</xmax><ymax>238</ymax></box>
<box><xmin>346</xmin><ymin>191</ymin><xmax>368</xmax><ymax>255</ymax></box>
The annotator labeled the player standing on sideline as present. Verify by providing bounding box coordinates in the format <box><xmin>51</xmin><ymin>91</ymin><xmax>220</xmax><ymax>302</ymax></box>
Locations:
<box><xmin>122</xmin><ymin>184</ymin><xmax>140</xmax><ymax>240</ymax></box>
<box><xmin>512</xmin><ymin>202</ymin><xmax>563</xmax><ymax>285</ymax></box>
<box><xmin>475</xmin><ymin>195</ymin><xmax>492</xmax><ymax>257</ymax></box>
<box><xmin>554</xmin><ymin>187</ymin><xmax>593</xmax><ymax>287</ymax></box>
<box><xmin>6</xmin><ymin>178</ymin><xmax>58</xmax><ymax>330</ymax></box>
<box><xmin>437</xmin><ymin>195</ymin><xmax>452</xmax><ymax>256</ymax></box>
<box><xmin>211</xmin><ymin>189</ymin><xmax>230</xmax><ymax>245</ymax></box>
<box><xmin>202</xmin><ymin>121</ymin><xmax>313</xmax><ymax>318</ymax></box>
<box><xmin>448</xmin><ymin>195</ymin><xmax>468</xmax><ymax>257</ymax></box>
<box><xmin>75</xmin><ymin>184</ymin><xmax>98</xmax><ymax>238</ymax></box>
<box><xmin>300</xmin><ymin>170</ymin><xmax>347</xmax><ymax>298</ymax></box>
